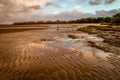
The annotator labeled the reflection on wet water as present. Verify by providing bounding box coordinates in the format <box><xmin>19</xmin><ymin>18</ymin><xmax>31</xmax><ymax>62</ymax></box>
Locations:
<box><xmin>0</xmin><ymin>26</ymin><xmax>119</xmax><ymax>80</ymax></box>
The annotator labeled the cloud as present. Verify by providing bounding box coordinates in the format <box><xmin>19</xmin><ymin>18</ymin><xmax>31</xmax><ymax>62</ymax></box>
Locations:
<box><xmin>0</xmin><ymin>0</ymin><xmax>50</xmax><ymax>24</ymax></box>
<box><xmin>46</xmin><ymin>9</ymin><xmax>120</xmax><ymax>21</ymax></box>
<box><xmin>45</xmin><ymin>1</ymin><xmax>64</xmax><ymax>8</ymax></box>
<box><xmin>70</xmin><ymin>0</ymin><xmax>75</xmax><ymax>1</ymax></box>
<box><xmin>29</xmin><ymin>5</ymin><xmax>41</xmax><ymax>10</ymax></box>
<box><xmin>74</xmin><ymin>6</ymin><xmax>81</xmax><ymax>10</ymax></box>
<box><xmin>0</xmin><ymin>0</ymin><xmax>119</xmax><ymax>24</ymax></box>
<box><xmin>47</xmin><ymin>11</ymin><xmax>94</xmax><ymax>20</ymax></box>
<box><xmin>95</xmin><ymin>9</ymin><xmax>120</xmax><ymax>17</ymax></box>
<box><xmin>0</xmin><ymin>0</ymin><xmax>50</xmax><ymax>12</ymax></box>
<box><xmin>54</xmin><ymin>4</ymin><xmax>62</xmax><ymax>8</ymax></box>
<box><xmin>45</xmin><ymin>1</ymin><xmax>54</xmax><ymax>6</ymax></box>
<box><xmin>89</xmin><ymin>0</ymin><xmax>101</xmax><ymax>5</ymax></box>
<box><xmin>61</xmin><ymin>4</ymin><xmax>68</xmax><ymax>7</ymax></box>
<box><xmin>73</xmin><ymin>5</ymin><xmax>81</xmax><ymax>11</ymax></box>
<box><xmin>51</xmin><ymin>11</ymin><xmax>60</xmax><ymax>14</ymax></box>
<box><xmin>89</xmin><ymin>0</ymin><xmax>116</xmax><ymax>5</ymax></box>
<box><xmin>105</xmin><ymin>0</ymin><xmax>116</xmax><ymax>4</ymax></box>
<box><xmin>1</xmin><ymin>8</ymin><xmax>120</xmax><ymax>24</ymax></box>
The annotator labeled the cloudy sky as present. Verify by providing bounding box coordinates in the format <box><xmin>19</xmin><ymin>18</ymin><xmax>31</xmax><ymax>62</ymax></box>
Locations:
<box><xmin>0</xmin><ymin>0</ymin><xmax>120</xmax><ymax>24</ymax></box>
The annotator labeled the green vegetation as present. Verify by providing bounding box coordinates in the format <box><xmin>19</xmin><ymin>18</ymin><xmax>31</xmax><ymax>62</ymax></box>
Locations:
<box><xmin>111</xmin><ymin>13</ymin><xmax>120</xmax><ymax>25</ymax></box>
<box><xmin>13</xmin><ymin>12</ymin><xmax>120</xmax><ymax>25</ymax></box>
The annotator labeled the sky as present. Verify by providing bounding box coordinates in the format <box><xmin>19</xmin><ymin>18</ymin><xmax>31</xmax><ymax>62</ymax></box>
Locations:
<box><xmin>0</xmin><ymin>0</ymin><xmax>120</xmax><ymax>24</ymax></box>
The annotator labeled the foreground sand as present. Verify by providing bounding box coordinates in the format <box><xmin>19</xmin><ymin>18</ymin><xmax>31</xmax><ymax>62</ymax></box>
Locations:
<box><xmin>0</xmin><ymin>25</ymin><xmax>119</xmax><ymax>80</ymax></box>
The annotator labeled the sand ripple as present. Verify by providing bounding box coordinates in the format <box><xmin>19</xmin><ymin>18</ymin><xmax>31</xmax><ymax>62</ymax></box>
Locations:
<box><xmin>0</xmin><ymin>29</ymin><xmax>119</xmax><ymax>80</ymax></box>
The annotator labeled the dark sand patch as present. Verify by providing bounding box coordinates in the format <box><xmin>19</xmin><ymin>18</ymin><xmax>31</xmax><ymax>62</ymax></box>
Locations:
<box><xmin>0</xmin><ymin>28</ymin><xmax>46</xmax><ymax>34</ymax></box>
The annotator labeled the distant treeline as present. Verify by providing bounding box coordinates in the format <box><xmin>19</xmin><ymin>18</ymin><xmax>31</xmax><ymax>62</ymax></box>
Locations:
<box><xmin>13</xmin><ymin>12</ymin><xmax>120</xmax><ymax>25</ymax></box>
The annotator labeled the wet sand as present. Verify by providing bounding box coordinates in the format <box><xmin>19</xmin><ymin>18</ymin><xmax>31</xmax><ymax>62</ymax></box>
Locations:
<box><xmin>0</xmin><ymin>25</ymin><xmax>48</xmax><ymax>34</ymax></box>
<box><xmin>0</xmin><ymin>25</ymin><xmax>120</xmax><ymax>80</ymax></box>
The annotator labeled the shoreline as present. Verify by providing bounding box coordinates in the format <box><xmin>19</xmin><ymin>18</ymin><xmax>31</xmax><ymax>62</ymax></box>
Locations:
<box><xmin>0</xmin><ymin>23</ymin><xmax>107</xmax><ymax>27</ymax></box>
<box><xmin>0</xmin><ymin>23</ymin><xmax>105</xmax><ymax>34</ymax></box>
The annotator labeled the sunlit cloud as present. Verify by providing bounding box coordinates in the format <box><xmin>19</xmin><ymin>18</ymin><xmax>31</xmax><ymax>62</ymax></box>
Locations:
<box><xmin>0</xmin><ymin>0</ymin><xmax>119</xmax><ymax>24</ymax></box>
<box><xmin>73</xmin><ymin>5</ymin><xmax>81</xmax><ymax>11</ymax></box>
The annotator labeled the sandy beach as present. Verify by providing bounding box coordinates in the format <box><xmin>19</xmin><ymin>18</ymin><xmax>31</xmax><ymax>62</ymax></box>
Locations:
<box><xmin>0</xmin><ymin>24</ymin><xmax>119</xmax><ymax>80</ymax></box>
